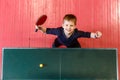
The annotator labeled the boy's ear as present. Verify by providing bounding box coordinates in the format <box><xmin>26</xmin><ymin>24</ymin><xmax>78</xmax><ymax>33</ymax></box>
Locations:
<box><xmin>62</xmin><ymin>24</ymin><xmax>64</xmax><ymax>27</ymax></box>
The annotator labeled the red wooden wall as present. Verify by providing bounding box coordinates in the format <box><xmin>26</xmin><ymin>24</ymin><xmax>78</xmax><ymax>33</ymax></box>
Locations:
<box><xmin>0</xmin><ymin>0</ymin><xmax>120</xmax><ymax>79</ymax></box>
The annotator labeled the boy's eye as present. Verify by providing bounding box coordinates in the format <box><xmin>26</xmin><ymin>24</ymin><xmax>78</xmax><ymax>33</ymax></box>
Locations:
<box><xmin>66</xmin><ymin>24</ymin><xmax>68</xmax><ymax>26</ymax></box>
<box><xmin>70</xmin><ymin>25</ymin><xmax>73</xmax><ymax>27</ymax></box>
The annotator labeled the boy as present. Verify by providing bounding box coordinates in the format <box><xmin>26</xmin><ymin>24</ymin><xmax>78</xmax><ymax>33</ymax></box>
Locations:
<box><xmin>35</xmin><ymin>14</ymin><xmax>102</xmax><ymax>48</ymax></box>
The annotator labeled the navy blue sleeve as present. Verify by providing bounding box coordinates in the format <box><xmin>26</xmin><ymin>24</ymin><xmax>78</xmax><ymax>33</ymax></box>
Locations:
<box><xmin>46</xmin><ymin>28</ymin><xmax>60</xmax><ymax>35</ymax></box>
<box><xmin>77</xmin><ymin>30</ymin><xmax>91</xmax><ymax>38</ymax></box>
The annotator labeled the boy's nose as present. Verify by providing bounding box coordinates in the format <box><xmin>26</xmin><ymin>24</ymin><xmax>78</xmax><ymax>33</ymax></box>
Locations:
<box><xmin>68</xmin><ymin>26</ymin><xmax>71</xmax><ymax>29</ymax></box>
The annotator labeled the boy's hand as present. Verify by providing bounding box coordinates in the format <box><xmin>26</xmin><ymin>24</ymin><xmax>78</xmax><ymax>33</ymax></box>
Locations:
<box><xmin>35</xmin><ymin>25</ymin><xmax>46</xmax><ymax>33</ymax></box>
<box><xmin>35</xmin><ymin>25</ymin><xmax>42</xmax><ymax>32</ymax></box>
<box><xmin>95</xmin><ymin>31</ymin><xmax>102</xmax><ymax>38</ymax></box>
<box><xmin>91</xmin><ymin>31</ymin><xmax>102</xmax><ymax>38</ymax></box>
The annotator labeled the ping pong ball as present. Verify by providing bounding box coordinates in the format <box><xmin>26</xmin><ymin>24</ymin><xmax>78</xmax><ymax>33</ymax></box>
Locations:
<box><xmin>39</xmin><ymin>64</ymin><xmax>44</xmax><ymax>68</ymax></box>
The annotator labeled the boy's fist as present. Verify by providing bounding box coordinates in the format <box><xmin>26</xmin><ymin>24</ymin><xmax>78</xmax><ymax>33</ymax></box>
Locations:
<box><xmin>95</xmin><ymin>31</ymin><xmax>102</xmax><ymax>38</ymax></box>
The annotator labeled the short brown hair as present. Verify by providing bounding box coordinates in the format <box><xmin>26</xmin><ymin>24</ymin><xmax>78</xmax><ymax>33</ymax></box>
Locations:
<box><xmin>63</xmin><ymin>14</ymin><xmax>77</xmax><ymax>25</ymax></box>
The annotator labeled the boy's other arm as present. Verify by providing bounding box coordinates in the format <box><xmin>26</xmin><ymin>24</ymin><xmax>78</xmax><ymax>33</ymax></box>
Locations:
<box><xmin>35</xmin><ymin>25</ymin><xmax>47</xmax><ymax>33</ymax></box>
<box><xmin>90</xmin><ymin>31</ymin><xmax>102</xmax><ymax>38</ymax></box>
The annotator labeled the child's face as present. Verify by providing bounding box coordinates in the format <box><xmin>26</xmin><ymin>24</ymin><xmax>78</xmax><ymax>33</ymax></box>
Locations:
<box><xmin>62</xmin><ymin>20</ymin><xmax>76</xmax><ymax>34</ymax></box>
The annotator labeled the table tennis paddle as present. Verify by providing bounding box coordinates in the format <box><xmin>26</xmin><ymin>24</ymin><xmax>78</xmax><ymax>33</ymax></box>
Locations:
<box><xmin>35</xmin><ymin>15</ymin><xmax>47</xmax><ymax>32</ymax></box>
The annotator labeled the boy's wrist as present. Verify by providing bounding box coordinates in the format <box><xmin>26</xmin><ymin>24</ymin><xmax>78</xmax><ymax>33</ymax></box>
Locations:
<box><xmin>91</xmin><ymin>33</ymin><xmax>97</xmax><ymax>38</ymax></box>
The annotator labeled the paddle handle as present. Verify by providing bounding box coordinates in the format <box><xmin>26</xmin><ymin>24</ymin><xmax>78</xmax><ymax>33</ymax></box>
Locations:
<box><xmin>35</xmin><ymin>25</ymin><xmax>39</xmax><ymax>32</ymax></box>
<box><xmin>35</xmin><ymin>29</ymin><xmax>38</xmax><ymax>32</ymax></box>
